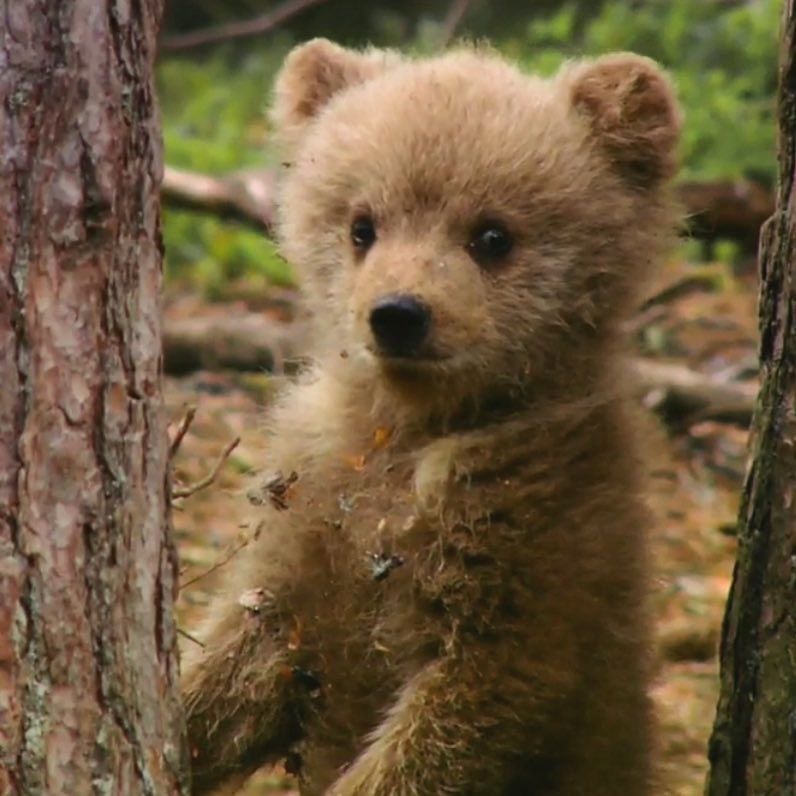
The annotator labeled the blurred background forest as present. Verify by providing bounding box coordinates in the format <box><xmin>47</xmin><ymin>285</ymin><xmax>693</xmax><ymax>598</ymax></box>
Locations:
<box><xmin>160</xmin><ymin>2</ymin><xmax>779</xmax><ymax>794</ymax></box>
<box><xmin>158</xmin><ymin>0</ymin><xmax>777</xmax><ymax>294</ymax></box>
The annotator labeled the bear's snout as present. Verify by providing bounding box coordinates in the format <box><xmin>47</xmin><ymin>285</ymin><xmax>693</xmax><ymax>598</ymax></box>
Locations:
<box><xmin>369</xmin><ymin>294</ymin><xmax>431</xmax><ymax>358</ymax></box>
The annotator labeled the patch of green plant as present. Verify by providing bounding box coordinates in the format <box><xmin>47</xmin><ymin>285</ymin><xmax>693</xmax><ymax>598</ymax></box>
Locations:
<box><xmin>158</xmin><ymin>40</ymin><xmax>296</xmax><ymax>295</ymax></box>
<box><xmin>508</xmin><ymin>0</ymin><xmax>778</xmax><ymax>183</ymax></box>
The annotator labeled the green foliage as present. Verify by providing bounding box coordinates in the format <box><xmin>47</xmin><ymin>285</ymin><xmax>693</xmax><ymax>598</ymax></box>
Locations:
<box><xmin>158</xmin><ymin>41</ymin><xmax>296</xmax><ymax>295</ymax></box>
<box><xmin>507</xmin><ymin>0</ymin><xmax>778</xmax><ymax>182</ymax></box>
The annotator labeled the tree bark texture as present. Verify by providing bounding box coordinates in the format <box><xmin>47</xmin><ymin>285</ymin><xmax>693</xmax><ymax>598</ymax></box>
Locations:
<box><xmin>705</xmin><ymin>2</ymin><xmax>796</xmax><ymax>794</ymax></box>
<box><xmin>0</xmin><ymin>2</ymin><xmax>187</xmax><ymax>794</ymax></box>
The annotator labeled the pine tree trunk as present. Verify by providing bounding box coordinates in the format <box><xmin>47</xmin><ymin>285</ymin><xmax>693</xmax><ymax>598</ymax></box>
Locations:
<box><xmin>0</xmin><ymin>2</ymin><xmax>188</xmax><ymax>793</ymax></box>
<box><xmin>705</xmin><ymin>3</ymin><xmax>796</xmax><ymax>794</ymax></box>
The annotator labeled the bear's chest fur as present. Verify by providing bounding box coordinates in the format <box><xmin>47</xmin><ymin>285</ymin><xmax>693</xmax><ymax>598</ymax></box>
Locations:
<box><xmin>252</xmin><ymin>441</ymin><xmax>522</xmax><ymax>791</ymax></box>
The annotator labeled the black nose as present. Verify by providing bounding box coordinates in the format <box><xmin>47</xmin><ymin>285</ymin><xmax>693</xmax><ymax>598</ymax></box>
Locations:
<box><xmin>369</xmin><ymin>294</ymin><xmax>431</xmax><ymax>358</ymax></box>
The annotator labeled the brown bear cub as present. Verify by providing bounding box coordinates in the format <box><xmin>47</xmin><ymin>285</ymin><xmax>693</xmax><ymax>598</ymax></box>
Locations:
<box><xmin>182</xmin><ymin>39</ymin><xmax>682</xmax><ymax>795</ymax></box>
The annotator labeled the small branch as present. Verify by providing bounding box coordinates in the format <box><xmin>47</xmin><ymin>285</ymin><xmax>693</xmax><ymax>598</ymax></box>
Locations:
<box><xmin>160</xmin><ymin>0</ymin><xmax>330</xmax><ymax>53</ymax></box>
<box><xmin>177</xmin><ymin>627</ymin><xmax>206</xmax><ymax>648</ymax></box>
<box><xmin>640</xmin><ymin>271</ymin><xmax>722</xmax><ymax>311</ymax></box>
<box><xmin>172</xmin><ymin>437</ymin><xmax>241</xmax><ymax>500</ymax></box>
<box><xmin>180</xmin><ymin>537</ymin><xmax>250</xmax><ymax>591</ymax></box>
<box><xmin>169</xmin><ymin>405</ymin><xmax>197</xmax><ymax>460</ymax></box>
<box><xmin>438</xmin><ymin>0</ymin><xmax>473</xmax><ymax>49</ymax></box>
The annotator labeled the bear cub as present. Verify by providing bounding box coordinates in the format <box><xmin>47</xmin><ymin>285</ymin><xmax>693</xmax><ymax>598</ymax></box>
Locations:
<box><xmin>182</xmin><ymin>38</ymin><xmax>682</xmax><ymax>796</ymax></box>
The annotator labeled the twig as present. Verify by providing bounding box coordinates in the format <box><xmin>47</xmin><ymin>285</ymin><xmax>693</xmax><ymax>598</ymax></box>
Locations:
<box><xmin>172</xmin><ymin>437</ymin><xmax>241</xmax><ymax>500</ymax></box>
<box><xmin>438</xmin><ymin>0</ymin><xmax>473</xmax><ymax>49</ymax></box>
<box><xmin>160</xmin><ymin>0</ymin><xmax>330</xmax><ymax>53</ymax></box>
<box><xmin>177</xmin><ymin>626</ymin><xmax>206</xmax><ymax>648</ymax></box>
<box><xmin>180</xmin><ymin>537</ymin><xmax>251</xmax><ymax>591</ymax></box>
<box><xmin>640</xmin><ymin>272</ymin><xmax>721</xmax><ymax>311</ymax></box>
<box><xmin>169</xmin><ymin>405</ymin><xmax>197</xmax><ymax>460</ymax></box>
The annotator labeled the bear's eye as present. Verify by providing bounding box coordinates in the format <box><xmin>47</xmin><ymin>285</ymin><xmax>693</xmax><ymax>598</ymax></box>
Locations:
<box><xmin>467</xmin><ymin>223</ymin><xmax>513</xmax><ymax>266</ymax></box>
<box><xmin>351</xmin><ymin>215</ymin><xmax>376</xmax><ymax>253</ymax></box>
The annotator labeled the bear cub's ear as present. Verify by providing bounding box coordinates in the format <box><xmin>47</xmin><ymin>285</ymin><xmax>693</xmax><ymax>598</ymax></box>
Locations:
<box><xmin>568</xmin><ymin>53</ymin><xmax>682</xmax><ymax>189</ymax></box>
<box><xmin>271</xmin><ymin>38</ymin><xmax>400</xmax><ymax>152</ymax></box>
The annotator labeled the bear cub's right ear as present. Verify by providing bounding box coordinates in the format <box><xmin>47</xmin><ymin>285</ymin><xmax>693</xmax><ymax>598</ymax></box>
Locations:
<box><xmin>271</xmin><ymin>38</ymin><xmax>400</xmax><ymax>154</ymax></box>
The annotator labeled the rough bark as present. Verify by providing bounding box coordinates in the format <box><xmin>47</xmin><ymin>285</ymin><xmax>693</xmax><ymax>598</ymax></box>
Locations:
<box><xmin>705</xmin><ymin>2</ymin><xmax>796</xmax><ymax>794</ymax></box>
<box><xmin>0</xmin><ymin>2</ymin><xmax>187</xmax><ymax>794</ymax></box>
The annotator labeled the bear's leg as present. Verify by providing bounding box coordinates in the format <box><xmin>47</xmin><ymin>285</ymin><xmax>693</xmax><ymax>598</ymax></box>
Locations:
<box><xmin>325</xmin><ymin>648</ymin><xmax>574</xmax><ymax>796</ymax></box>
<box><xmin>181</xmin><ymin>603</ymin><xmax>301</xmax><ymax>794</ymax></box>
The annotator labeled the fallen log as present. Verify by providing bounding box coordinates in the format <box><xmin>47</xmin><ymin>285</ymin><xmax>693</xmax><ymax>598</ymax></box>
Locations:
<box><xmin>633</xmin><ymin>358</ymin><xmax>756</xmax><ymax>427</ymax></box>
<box><xmin>162</xmin><ymin>308</ymin><xmax>757</xmax><ymax>425</ymax></box>
<box><xmin>678</xmin><ymin>177</ymin><xmax>774</xmax><ymax>256</ymax></box>
<box><xmin>160</xmin><ymin>165</ymin><xmax>774</xmax><ymax>253</ymax></box>
<box><xmin>162</xmin><ymin>165</ymin><xmax>276</xmax><ymax>233</ymax></box>
<box><xmin>163</xmin><ymin>311</ymin><xmax>298</xmax><ymax>375</ymax></box>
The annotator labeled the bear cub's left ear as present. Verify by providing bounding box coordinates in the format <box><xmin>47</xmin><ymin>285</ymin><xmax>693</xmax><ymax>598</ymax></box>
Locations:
<box><xmin>271</xmin><ymin>38</ymin><xmax>401</xmax><ymax>153</ymax></box>
<box><xmin>567</xmin><ymin>53</ymin><xmax>682</xmax><ymax>189</ymax></box>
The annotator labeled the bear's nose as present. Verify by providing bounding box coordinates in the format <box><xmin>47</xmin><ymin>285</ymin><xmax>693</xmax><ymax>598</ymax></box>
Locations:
<box><xmin>369</xmin><ymin>294</ymin><xmax>431</xmax><ymax>358</ymax></box>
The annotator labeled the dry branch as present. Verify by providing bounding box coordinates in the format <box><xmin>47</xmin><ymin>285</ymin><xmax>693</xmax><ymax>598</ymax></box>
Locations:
<box><xmin>160</xmin><ymin>0</ymin><xmax>329</xmax><ymax>52</ymax></box>
<box><xmin>177</xmin><ymin>627</ymin><xmax>206</xmax><ymax>648</ymax></box>
<box><xmin>439</xmin><ymin>0</ymin><xmax>473</xmax><ymax>48</ymax></box>
<box><xmin>169</xmin><ymin>405</ymin><xmax>197</xmax><ymax>459</ymax></box>
<box><xmin>172</xmin><ymin>437</ymin><xmax>241</xmax><ymax>500</ymax></box>
<box><xmin>180</xmin><ymin>537</ymin><xmax>251</xmax><ymax>591</ymax></box>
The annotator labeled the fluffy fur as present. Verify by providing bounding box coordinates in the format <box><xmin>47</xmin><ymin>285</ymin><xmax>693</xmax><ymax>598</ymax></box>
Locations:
<box><xmin>181</xmin><ymin>39</ymin><xmax>682</xmax><ymax>795</ymax></box>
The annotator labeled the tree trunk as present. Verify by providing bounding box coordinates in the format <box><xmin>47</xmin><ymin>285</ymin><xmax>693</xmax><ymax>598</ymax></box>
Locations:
<box><xmin>705</xmin><ymin>3</ymin><xmax>796</xmax><ymax>795</ymax></box>
<box><xmin>0</xmin><ymin>2</ymin><xmax>187</xmax><ymax>793</ymax></box>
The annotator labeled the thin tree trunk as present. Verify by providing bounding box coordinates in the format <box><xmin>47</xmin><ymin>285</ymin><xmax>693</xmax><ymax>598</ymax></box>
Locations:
<box><xmin>705</xmin><ymin>2</ymin><xmax>796</xmax><ymax>794</ymax></box>
<box><xmin>0</xmin><ymin>2</ymin><xmax>187</xmax><ymax>793</ymax></box>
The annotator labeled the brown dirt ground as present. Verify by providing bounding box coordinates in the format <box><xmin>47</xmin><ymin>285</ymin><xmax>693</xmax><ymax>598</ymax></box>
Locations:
<box><xmin>167</xmin><ymin>253</ymin><xmax>757</xmax><ymax>795</ymax></box>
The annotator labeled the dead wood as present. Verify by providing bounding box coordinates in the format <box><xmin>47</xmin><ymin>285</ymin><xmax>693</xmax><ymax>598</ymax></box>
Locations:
<box><xmin>679</xmin><ymin>177</ymin><xmax>774</xmax><ymax>255</ymax></box>
<box><xmin>160</xmin><ymin>166</ymin><xmax>774</xmax><ymax>253</ymax></box>
<box><xmin>162</xmin><ymin>308</ymin><xmax>756</xmax><ymax>426</ymax></box>
<box><xmin>163</xmin><ymin>311</ymin><xmax>298</xmax><ymax>374</ymax></box>
<box><xmin>172</xmin><ymin>437</ymin><xmax>240</xmax><ymax>500</ymax></box>
<box><xmin>162</xmin><ymin>165</ymin><xmax>276</xmax><ymax>233</ymax></box>
<box><xmin>160</xmin><ymin>0</ymin><xmax>330</xmax><ymax>52</ymax></box>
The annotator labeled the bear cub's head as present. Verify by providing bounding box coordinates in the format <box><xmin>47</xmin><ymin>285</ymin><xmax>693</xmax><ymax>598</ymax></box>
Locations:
<box><xmin>272</xmin><ymin>39</ymin><xmax>681</xmax><ymax>412</ymax></box>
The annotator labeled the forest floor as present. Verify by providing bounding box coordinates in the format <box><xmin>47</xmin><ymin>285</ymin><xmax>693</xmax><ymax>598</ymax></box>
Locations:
<box><xmin>167</xmin><ymin>251</ymin><xmax>757</xmax><ymax>795</ymax></box>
